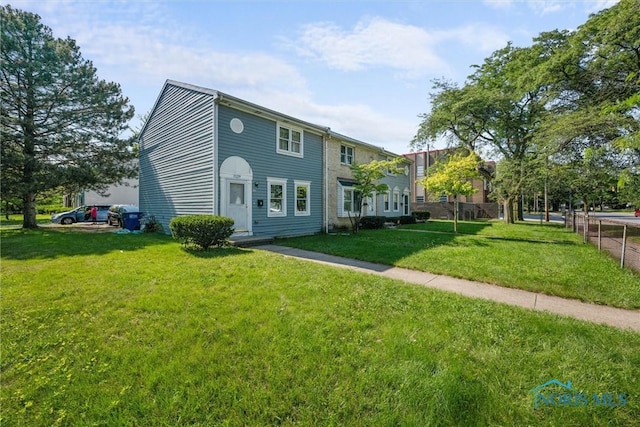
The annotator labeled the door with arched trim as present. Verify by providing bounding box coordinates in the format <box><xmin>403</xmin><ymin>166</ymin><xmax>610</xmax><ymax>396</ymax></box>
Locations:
<box><xmin>220</xmin><ymin>156</ymin><xmax>253</xmax><ymax>235</ymax></box>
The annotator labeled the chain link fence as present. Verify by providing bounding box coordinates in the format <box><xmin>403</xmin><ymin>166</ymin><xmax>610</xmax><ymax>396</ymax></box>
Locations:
<box><xmin>565</xmin><ymin>211</ymin><xmax>640</xmax><ymax>272</ymax></box>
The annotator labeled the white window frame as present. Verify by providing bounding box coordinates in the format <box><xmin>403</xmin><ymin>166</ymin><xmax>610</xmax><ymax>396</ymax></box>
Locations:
<box><xmin>294</xmin><ymin>180</ymin><xmax>310</xmax><ymax>216</ymax></box>
<box><xmin>343</xmin><ymin>188</ymin><xmax>355</xmax><ymax>217</ymax></box>
<box><xmin>277</xmin><ymin>123</ymin><xmax>303</xmax><ymax>158</ymax></box>
<box><xmin>338</xmin><ymin>183</ymin><xmax>361</xmax><ymax>218</ymax></box>
<box><xmin>383</xmin><ymin>191</ymin><xmax>390</xmax><ymax>212</ymax></box>
<box><xmin>393</xmin><ymin>188</ymin><xmax>400</xmax><ymax>212</ymax></box>
<box><xmin>267</xmin><ymin>177</ymin><xmax>287</xmax><ymax>217</ymax></box>
<box><xmin>340</xmin><ymin>145</ymin><xmax>354</xmax><ymax>165</ymax></box>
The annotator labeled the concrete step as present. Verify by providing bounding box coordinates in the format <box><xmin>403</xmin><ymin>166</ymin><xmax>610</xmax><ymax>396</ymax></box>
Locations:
<box><xmin>229</xmin><ymin>235</ymin><xmax>274</xmax><ymax>248</ymax></box>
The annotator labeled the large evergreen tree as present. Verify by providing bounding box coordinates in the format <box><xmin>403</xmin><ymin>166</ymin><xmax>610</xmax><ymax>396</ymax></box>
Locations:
<box><xmin>1</xmin><ymin>5</ymin><xmax>136</xmax><ymax>228</ymax></box>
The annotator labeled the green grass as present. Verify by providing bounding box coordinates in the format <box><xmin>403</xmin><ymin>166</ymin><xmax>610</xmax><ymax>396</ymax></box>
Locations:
<box><xmin>280</xmin><ymin>220</ymin><xmax>640</xmax><ymax>309</ymax></box>
<box><xmin>1</xmin><ymin>228</ymin><xmax>639</xmax><ymax>426</ymax></box>
<box><xmin>0</xmin><ymin>214</ymin><xmax>52</xmax><ymax>228</ymax></box>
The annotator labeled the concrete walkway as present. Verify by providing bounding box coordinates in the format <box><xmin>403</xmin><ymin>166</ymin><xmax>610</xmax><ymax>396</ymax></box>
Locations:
<box><xmin>257</xmin><ymin>245</ymin><xmax>640</xmax><ymax>333</ymax></box>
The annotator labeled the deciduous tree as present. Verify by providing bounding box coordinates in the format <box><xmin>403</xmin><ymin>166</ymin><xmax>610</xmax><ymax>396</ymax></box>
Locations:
<box><xmin>348</xmin><ymin>158</ymin><xmax>404</xmax><ymax>233</ymax></box>
<box><xmin>417</xmin><ymin>153</ymin><xmax>481</xmax><ymax>233</ymax></box>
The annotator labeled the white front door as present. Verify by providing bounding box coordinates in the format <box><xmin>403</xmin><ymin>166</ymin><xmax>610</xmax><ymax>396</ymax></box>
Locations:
<box><xmin>220</xmin><ymin>156</ymin><xmax>253</xmax><ymax>236</ymax></box>
<box><xmin>227</xmin><ymin>181</ymin><xmax>248</xmax><ymax>231</ymax></box>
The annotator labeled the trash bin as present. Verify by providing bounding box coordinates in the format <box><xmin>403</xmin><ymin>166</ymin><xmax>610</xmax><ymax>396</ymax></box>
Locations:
<box><xmin>123</xmin><ymin>212</ymin><xmax>143</xmax><ymax>231</ymax></box>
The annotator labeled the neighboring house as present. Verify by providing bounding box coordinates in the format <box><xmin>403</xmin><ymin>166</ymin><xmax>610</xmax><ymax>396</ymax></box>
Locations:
<box><xmin>404</xmin><ymin>149</ymin><xmax>497</xmax><ymax>219</ymax></box>
<box><xmin>328</xmin><ymin>132</ymin><xmax>411</xmax><ymax>231</ymax></box>
<box><xmin>75</xmin><ymin>178</ymin><xmax>139</xmax><ymax>207</ymax></box>
<box><xmin>139</xmin><ymin>80</ymin><xmax>411</xmax><ymax>237</ymax></box>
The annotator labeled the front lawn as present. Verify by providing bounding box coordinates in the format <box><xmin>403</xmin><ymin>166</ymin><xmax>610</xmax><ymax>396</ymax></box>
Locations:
<box><xmin>1</xmin><ymin>228</ymin><xmax>639</xmax><ymax>426</ymax></box>
<box><xmin>279</xmin><ymin>220</ymin><xmax>640</xmax><ymax>309</ymax></box>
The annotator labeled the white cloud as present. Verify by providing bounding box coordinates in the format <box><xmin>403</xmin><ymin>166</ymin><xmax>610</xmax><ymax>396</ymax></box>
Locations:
<box><xmin>286</xmin><ymin>17</ymin><xmax>511</xmax><ymax>79</ymax></box>
<box><xmin>483</xmin><ymin>0</ymin><xmax>515</xmax><ymax>10</ymax></box>
<box><xmin>288</xmin><ymin>17</ymin><xmax>449</xmax><ymax>77</ymax></box>
<box><xmin>24</xmin><ymin>1</ymin><xmax>309</xmax><ymax>93</ymax></box>
<box><xmin>484</xmin><ymin>0</ymin><xmax>619</xmax><ymax>16</ymax></box>
<box><xmin>587</xmin><ymin>0</ymin><xmax>619</xmax><ymax>12</ymax></box>
<box><xmin>527</xmin><ymin>1</ymin><xmax>566</xmax><ymax>15</ymax></box>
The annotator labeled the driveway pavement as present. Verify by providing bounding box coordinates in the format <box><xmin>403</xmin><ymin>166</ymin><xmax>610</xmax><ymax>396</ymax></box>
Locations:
<box><xmin>257</xmin><ymin>245</ymin><xmax>640</xmax><ymax>333</ymax></box>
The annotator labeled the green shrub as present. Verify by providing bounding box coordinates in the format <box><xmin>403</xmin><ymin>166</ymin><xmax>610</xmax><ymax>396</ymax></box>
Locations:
<box><xmin>413</xmin><ymin>210</ymin><xmax>431</xmax><ymax>221</ymax></box>
<box><xmin>169</xmin><ymin>215</ymin><xmax>234</xmax><ymax>250</ymax></box>
<box><xmin>141</xmin><ymin>215</ymin><xmax>163</xmax><ymax>233</ymax></box>
<box><xmin>359</xmin><ymin>216</ymin><xmax>387</xmax><ymax>230</ymax></box>
<box><xmin>399</xmin><ymin>215</ymin><xmax>416</xmax><ymax>225</ymax></box>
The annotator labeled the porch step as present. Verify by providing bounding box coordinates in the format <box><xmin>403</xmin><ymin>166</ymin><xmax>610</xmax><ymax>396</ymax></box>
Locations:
<box><xmin>229</xmin><ymin>235</ymin><xmax>274</xmax><ymax>248</ymax></box>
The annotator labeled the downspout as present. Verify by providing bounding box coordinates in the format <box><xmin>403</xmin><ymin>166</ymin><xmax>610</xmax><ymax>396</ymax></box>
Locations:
<box><xmin>213</xmin><ymin>93</ymin><xmax>220</xmax><ymax>215</ymax></box>
<box><xmin>324</xmin><ymin>130</ymin><xmax>330</xmax><ymax>233</ymax></box>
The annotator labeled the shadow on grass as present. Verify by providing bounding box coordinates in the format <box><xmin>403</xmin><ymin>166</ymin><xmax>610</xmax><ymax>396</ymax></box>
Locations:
<box><xmin>279</xmin><ymin>220</ymin><xmax>582</xmax><ymax>269</ymax></box>
<box><xmin>181</xmin><ymin>246</ymin><xmax>250</xmax><ymax>258</ymax></box>
<box><xmin>0</xmin><ymin>228</ymin><xmax>175</xmax><ymax>260</ymax></box>
<box><xmin>401</xmin><ymin>220</ymin><xmax>492</xmax><ymax>235</ymax></box>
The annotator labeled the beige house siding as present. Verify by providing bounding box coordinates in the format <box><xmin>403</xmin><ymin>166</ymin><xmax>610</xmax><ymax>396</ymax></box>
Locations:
<box><xmin>327</xmin><ymin>136</ymin><xmax>409</xmax><ymax>230</ymax></box>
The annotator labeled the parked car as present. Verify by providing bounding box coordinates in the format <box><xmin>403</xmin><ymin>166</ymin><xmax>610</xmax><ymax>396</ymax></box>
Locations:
<box><xmin>107</xmin><ymin>204</ymin><xmax>139</xmax><ymax>227</ymax></box>
<box><xmin>635</xmin><ymin>209</ymin><xmax>640</xmax><ymax>217</ymax></box>
<box><xmin>51</xmin><ymin>205</ymin><xmax>110</xmax><ymax>225</ymax></box>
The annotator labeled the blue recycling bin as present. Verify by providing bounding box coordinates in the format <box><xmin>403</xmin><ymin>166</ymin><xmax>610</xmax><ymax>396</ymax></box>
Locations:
<box><xmin>123</xmin><ymin>212</ymin><xmax>143</xmax><ymax>231</ymax></box>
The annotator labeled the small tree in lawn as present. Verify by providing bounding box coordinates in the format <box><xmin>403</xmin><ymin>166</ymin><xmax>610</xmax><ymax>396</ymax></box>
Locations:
<box><xmin>417</xmin><ymin>153</ymin><xmax>481</xmax><ymax>233</ymax></box>
<box><xmin>348</xmin><ymin>158</ymin><xmax>405</xmax><ymax>233</ymax></box>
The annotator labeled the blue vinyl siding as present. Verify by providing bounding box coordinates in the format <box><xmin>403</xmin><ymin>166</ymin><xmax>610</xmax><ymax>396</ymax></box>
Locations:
<box><xmin>217</xmin><ymin>106</ymin><xmax>323</xmax><ymax>237</ymax></box>
<box><xmin>139</xmin><ymin>84</ymin><xmax>215</xmax><ymax>231</ymax></box>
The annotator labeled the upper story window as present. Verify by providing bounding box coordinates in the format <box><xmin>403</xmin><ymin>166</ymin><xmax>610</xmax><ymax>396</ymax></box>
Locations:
<box><xmin>277</xmin><ymin>124</ymin><xmax>303</xmax><ymax>158</ymax></box>
<box><xmin>340</xmin><ymin>145</ymin><xmax>354</xmax><ymax>165</ymax></box>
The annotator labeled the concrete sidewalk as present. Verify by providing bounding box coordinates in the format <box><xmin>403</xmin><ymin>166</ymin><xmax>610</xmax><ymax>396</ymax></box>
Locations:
<box><xmin>257</xmin><ymin>245</ymin><xmax>640</xmax><ymax>333</ymax></box>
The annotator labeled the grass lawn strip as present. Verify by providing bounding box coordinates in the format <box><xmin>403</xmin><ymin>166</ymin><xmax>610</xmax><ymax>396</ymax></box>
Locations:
<box><xmin>280</xmin><ymin>221</ymin><xmax>640</xmax><ymax>309</ymax></box>
<box><xmin>1</xmin><ymin>229</ymin><xmax>639</xmax><ymax>425</ymax></box>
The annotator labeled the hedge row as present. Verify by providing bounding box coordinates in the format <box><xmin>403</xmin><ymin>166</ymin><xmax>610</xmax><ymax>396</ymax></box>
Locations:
<box><xmin>359</xmin><ymin>214</ymin><xmax>422</xmax><ymax>229</ymax></box>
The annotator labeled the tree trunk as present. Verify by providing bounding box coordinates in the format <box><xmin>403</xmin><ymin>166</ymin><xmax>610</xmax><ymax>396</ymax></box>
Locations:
<box><xmin>503</xmin><ymin>197</ymin><xmax>515</xmax><ymax>224</ymax></box>
<box><xmin>22</xmin><ymin>193</ymin><xmax>38</xmax><ymax>228</ymax></box>
<box><xmin>517</xmin><ymin>193</ymin><xmax>524</xmax><ymax>221</ymax></box>
<box><xmin>453</xmin><ymin>195</ymin><xmax>458</xmax><ymax>233</ymax></box>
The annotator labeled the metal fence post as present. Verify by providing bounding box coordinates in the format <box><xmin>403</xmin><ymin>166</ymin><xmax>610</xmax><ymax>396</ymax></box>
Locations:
<box><xmin>621</xmin><ymin>225</ymin><xmax>627</xmax><ymax>268</ymax></box>
<box><xmin>598</xmin><ymin>220</ymin><xmax>601</xmax><ymax>251</ymax></box>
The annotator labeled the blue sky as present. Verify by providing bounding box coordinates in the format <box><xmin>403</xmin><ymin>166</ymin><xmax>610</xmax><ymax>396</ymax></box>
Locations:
<box><xmin>13</xmin><ymin>0</ymin><xmax>618</xmax><ymax>155</ymax></box>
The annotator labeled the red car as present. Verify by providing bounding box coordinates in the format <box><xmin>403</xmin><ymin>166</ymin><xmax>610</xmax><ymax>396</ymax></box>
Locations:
<box><xmin>636</xmin><ymin>209</ymin><xmax>640</xmax><ymax>217</ymax></box>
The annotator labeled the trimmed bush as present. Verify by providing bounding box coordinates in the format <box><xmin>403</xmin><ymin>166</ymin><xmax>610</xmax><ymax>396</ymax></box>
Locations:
<box><xmin>169</xmin><ymin>215</ymin><xmax>234</xmax><ymax>250</ymax></box>
<box><xmin>413</xmin><ymin>210</ymin><xmax>431</xmax><ymax>221</ymax></box>
<box><xmin>399</xmin><ymin>215</ymin><xmax>416</xmax><ymax>225</ymax></box>
<box><xmin>359</xmin><ymin>216</ymin><xmax>386</xmax><ymax>230</ymax></box>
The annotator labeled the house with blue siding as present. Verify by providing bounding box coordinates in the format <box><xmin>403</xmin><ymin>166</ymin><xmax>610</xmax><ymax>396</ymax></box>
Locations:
<box><xmin>139</xmin><ymin>80</ymin><xmax>410</xmax><ymax>237</ymax></box>
<box><xmin>139</xmin><ymin>80</ymin><xmax>325</xmax><ymax>237</ymax></box>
